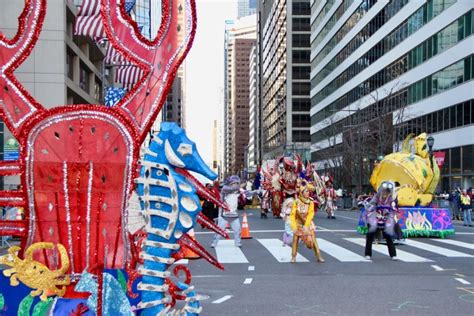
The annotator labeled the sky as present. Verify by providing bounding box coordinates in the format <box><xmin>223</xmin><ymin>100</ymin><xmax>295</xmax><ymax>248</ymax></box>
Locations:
<box><xmin>185</xmin><ymin>0</ymin><xmax>237</xmax><ymax>164</ymax></box>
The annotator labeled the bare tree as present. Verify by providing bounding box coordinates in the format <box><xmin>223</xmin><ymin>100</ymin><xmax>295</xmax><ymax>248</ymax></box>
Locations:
<box><xmin>312</xmin><ymin>76</ymin><xmax>417</xmax><ymax>193</ymax></box>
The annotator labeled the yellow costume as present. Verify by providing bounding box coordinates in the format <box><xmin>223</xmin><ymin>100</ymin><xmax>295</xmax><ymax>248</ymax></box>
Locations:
<box><xmin>289</xmin><ymin>186</ymin><xmax>324</xmax><ymax>263</ymax></box>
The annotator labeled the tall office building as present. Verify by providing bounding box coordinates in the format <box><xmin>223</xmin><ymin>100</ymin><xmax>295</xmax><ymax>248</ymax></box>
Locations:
<box><xmin>310</xmin><ymin>0</ymin><xmax>474</xmax><ymax>190</ymax></box>
<box><xmin>238</xmin><ymin>0</ymin><xmax>257</xmax><ymax>19</ymax></box>
<box><xmin>223</xmin><ymin>16</ymin><xmax>257</xmax><ymax>176</ymax></box>
<box><xmin>258</xmin><ymin>0</ymin><xmax>311</xmax><ymax>161</ymax></box>
<box><xmin>143</xmin><ymin>0</ymin><xmax>186</xmax><ymax>128</ymax></box>
<box><xmin>0</xmin><ymin>1</ymin><xmax>105</xmax><ymax>189</ymax></box>
<box><xmin>162</xmin><ymin>78</ymin><xmax>184</xmax><ymax>127</ymax></box>
<box><xmin>247</xmin><ymin>44</ymin><xmax>259</xmax><ymax>170</ymax></box>
<box><xmin>211</xmin><ymin>119</ymin><xmax>219</xmax><ymax>174</ymax></box>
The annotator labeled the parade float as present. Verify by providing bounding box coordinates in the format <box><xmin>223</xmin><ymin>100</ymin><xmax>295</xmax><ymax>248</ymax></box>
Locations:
<box><xmin>357</xmin><ymin>133</ymin><xmax>454</xmax><ymax>238</ymax></box>
<box><xmin>0</xmin><ymin>0</ymin><xmax>228</xmax><ymax>315</ymax></box>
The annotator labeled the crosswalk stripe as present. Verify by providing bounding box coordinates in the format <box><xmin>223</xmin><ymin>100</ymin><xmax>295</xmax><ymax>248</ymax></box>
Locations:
<box><xmin>214</xmin><ymin>240</ymin><xmax>249</xmax><ymax>263</ymax></box>
<box><xmin>345</xmin><ymin>238</ymin><xmax>433</xmax><ymax>262</ymax></box>
<box><xmin>317</xmin><ymin>238</ymin><xmax>370</xmax><ymax>262</ymax></box>
<box><xmin>257</xmin><ymin>238</ymin><xmax>309</xmax><ymax>263</ymax></box>
<box><xmin>404</xmin><ymin>239</ymin><xmax>474</xmax><ymax>257</ymax></box>
<box><xmin>430</xmin><ymin>239</ymin><xmax>474</xmax><ymax>250</ymax></box>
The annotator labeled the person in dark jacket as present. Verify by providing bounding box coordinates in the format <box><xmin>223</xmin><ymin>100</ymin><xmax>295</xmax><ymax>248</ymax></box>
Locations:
<box><xmin>201</xmin><ymin>183</ymin><xmax>219</xmax><ymax>223</ymax></box>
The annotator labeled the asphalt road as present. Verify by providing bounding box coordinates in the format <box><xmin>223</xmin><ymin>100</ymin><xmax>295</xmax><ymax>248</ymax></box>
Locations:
<box><xmin>188</xmin><ymin>209</ymin><xmax>474</xmax><ymax>316</ymax></box>
<box><xmin>1</xmin><ymin>209</ymin><xmax>472</xmax><ymax>315</ymax></box>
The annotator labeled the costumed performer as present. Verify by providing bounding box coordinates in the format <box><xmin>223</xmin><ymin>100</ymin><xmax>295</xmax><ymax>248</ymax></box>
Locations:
<box><xmin>364</xmin><ymin>181</ymin><xmax>398</xmax><ymax>260</ymax></box>
<box><xmin>212</xmin><ymin>175</ymin><xmax>242</xmax><ymax>247</ymax></box>
<box><xmin>323</xmin><ymin>177</ymin><xmax>337</xmax><ymax>219</ymax></box>
<box><xmin>261</xmin><ymin>182</ymin><xmax>271</xmax><ymax>219</ymax></box>
<box><xmin>289</xmin><ymin>181</ymin><xmax>325</xmax><ymax>263</ymax></box>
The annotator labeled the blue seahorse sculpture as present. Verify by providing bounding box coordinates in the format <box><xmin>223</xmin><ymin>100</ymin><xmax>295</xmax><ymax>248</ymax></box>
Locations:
<box><xmin>136</xmin><ymin>122</ymin><xmax>224</xmax><ymax>315</ymax></box>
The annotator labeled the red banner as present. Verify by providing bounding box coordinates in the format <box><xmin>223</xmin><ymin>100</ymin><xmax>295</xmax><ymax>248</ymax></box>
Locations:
<box><xmin>433</xmin><ymin>151</ymin><xmax>446</xmax><ymax>168</ymax></box>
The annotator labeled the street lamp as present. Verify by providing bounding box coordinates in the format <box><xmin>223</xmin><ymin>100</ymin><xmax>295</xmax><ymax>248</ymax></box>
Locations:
<box><xmin>427</xmin><ymin>136</ymin><xmax>435</xmax><ymax>168</ymax></box>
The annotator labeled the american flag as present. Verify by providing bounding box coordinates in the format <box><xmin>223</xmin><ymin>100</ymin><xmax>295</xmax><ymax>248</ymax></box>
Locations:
<box><xmin>105</xmin><ymin>45</ymin><xmax>130</xmax><ymax>65</ymax></box>
<box><xmin>105</xmin><ymin>87</ymin><xmax>126</xmax><ymax>107</ymax></box>
<box><xmin>74</xmin><ymin>0</ymin><xmax>136</xmax><ymax>38</ymax></box>
<box><xmin>74</xmin><ymin>0</ymin><xmax>105</xmax><ymax>38</ymax></box>
<box><xmin>116</xmin><ymin>66</ymin><xmax>144</xmax><ymax>88</ymax></box>
<box><xmin>125</xmin><ymin>0</ymin><xmax>137</xmax><ymax>14</ymax></box>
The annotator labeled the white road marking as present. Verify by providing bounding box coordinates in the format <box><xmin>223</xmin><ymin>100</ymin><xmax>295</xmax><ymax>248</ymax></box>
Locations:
<box><xmin>431</xmin><ymin>265</ymin><xmax>444</xmax><ymax>271</ymax></box>
<box><xmin>431</xmin><ymin>239</ymin><xmax>474</xmax><ymax>250</ymax></box>
<box><xmin>345</xmin><ymin>238</ymin><xmax>433</xmax><ymax>262</ymax></box>
<box><xmin>243</xmin><ymin>278</ymin><xmax>253</xmax><ymax>284</ymax></box>
<box><xmin>214</xmin><ymin>240</ymin><xmax>249</xmax><ymax>263</ymax></box>
<box><xmin>212</xmin><ymin>295</ymin><xmax>233</xmax><ymax>304</ymax></box>
<box><xmin>317</xmin><ymin>238</ymin><xmax>370</xmax><ymax>262</ymax></box>
<box><xmin>248</xmin><ymin>265</ymin><xmax>255</xmax><ymax>271</ymax></box>
<box><xmin>257</xmin><ymin>238</ymin><xmax>309</xmax><ymax>263</ymax></box>
<box><xmin>404</xmin><ymin>239</ymin><xmax>474</xmax><ymax>257</ymax></box>
<box><xmin>175</xmin><ymin>259</ymin><xmax>189</xmax><ymax>264</ymax></box>
<box><xmin>195</xmin><ymin>229</ymin><xmax>355</xmax><ymax>235</ymax></box>
<box><xmin>455</xmin><ymin>278</ymin><xmax>471</xmax><ymax>285</ymax></box>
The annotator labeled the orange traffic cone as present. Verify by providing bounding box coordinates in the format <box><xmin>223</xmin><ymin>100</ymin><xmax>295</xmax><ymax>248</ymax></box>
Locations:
<box><xmin>241</xmin><ymin>213</ymin><xmax>252</xmax><ymax>239</ymax></box>
<box><xmin>183</xmin><ymin>229</ymin><xmax>200</xmax><ymax>259</ymax></box>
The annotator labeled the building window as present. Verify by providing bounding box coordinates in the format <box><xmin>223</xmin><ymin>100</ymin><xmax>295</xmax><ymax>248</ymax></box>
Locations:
<box><xmin>292</xmin><ymin>34</ymin><xmax>310</xmax><ymax>48</ymax></box>
<box><xmin>451</xmin><ymin>146</ymin><xmax>461</xmax><ymax>174</ymax></box>
<box><xmin>293</xmin><ymin>98</ymin><xmax>310</xmax><ymax>111</ymax></box>
<box><xmin>293</xmin><ymin>18</ymin><xmax>310</xmax><ymax>32</ymax></box>
<box><xmin>292</xmin><ymin>66</ymin><xmax>310</xmax><ymax>80</ymax></box>
<box><xmin>293</xmin><ymin>2</ymin><xmax>310</xmax><ymax>15</ymax></box>
<box><xmin>293</xmin><ymin>82</ymin><xmax>310</xmax><ymax>95</ymax></box>
<box><xmin>463</xmin><ymin>145</ymin><xmax>474</xmax><ymax>174</ymax></box>
<box><xmin>292</xmin><ymin>130</ymin><xmax>310</xmax><ymax>142</ymax></box>
<box><xmin>292</xmin><ymin>50</ymin><xmax>310</xmax><ymax>63</ymax></box>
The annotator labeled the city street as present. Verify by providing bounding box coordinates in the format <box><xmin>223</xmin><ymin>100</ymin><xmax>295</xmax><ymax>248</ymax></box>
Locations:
<box><xmin>185</xmin><ymin>209</ymin><xmax>474</xmax><ymax>316</ymax></box>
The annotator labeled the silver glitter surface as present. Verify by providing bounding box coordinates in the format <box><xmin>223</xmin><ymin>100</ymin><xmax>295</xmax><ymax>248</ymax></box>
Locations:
<box><xmin>62</xmin><ymin>161</ymin><xmax>75</xmax><ymax>274</ymax></box>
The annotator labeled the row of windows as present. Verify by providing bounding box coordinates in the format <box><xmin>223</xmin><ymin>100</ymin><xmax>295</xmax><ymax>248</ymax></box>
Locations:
<box><xmin>311</xmin><ymin>89</ymin><xmax>408</xmax><ymax>144</ymax></box>
<box><xmin>408</xmin><ymin>10</ymin><xmax>473</xmax><ymax>69</ymax></box>
<box><xmin>408</xmin><ymin>55</ymin><xmax>474</xmax><ymax>104</ymax></box>
<box><xmin>396</xmin><ymin>99</ymin><xmax>474</xmax><ymax>140</ymax></box>
<box><xmin>293</xmin><ymin>2</ymin><xmax>311</xmax><ymax>16</ymax></box>
<box><xmin>311</xmin><ymin>0</ymin><xmax>355</xmax><ymax>50</ymax></box>
<box><xmin>293</xmin><ymin>82</ymin><xmax>311</xmax><ymax>95</ymax></box>
<box><xmin>312</xmin><ymin>53</ymin><xmax>473</xmax><ymax>145</ymax></box>
<box><xmin>439</xmin><ymin>145</ymin><xmax>474</xmax><ymax>177</ymax></box>
<box><xmin>292</xmin><ymin>114</ymin><xmax>311</xmax><ymax>128</ymax></box>
<box><xmin>310</xmin><ymin>0</ymin><xmax>336</xmax><ymax>34</ymax></box>
<box><xmin>293</xmin><ymin>34</ymin><xmax>310</xmax><ymax>48</ymax></box>
<box><xmin>293</xmin><ymin>98</ymin><xmax>311</xmax><ymax>112</ymax></box>
<box><xmin>312</xmin><ymin>55</ymin><xmax>474</xmax><ymax>127</ymax></box>
<box><xmin>312</xmin><ymin>0</ymin><xmax>455</xmax><ymax>87</ymax></box>
<box><xmin>293</xmin><ymin>66</ymin><xmax>310</xmax><ymax>80</ymax></box>
<box><xmin>293</xmin><ymin>17</ymin><xmax>310</xmax><ymax>32</ymax></box>
<box><xmin>292</xmin><ymin>50</ymin><xmax>310</xmax><ymax>64</ymax></box>
<box><xmin>312</xmin><ymin>10</ymin><xmax>473</xmax><ymax>106</ymax></box>
<box><xmin>311</xmin><ymin>0</ymin><xmax>380</xmax><ymax>68</ymax></box>
<box><xmin>293</xmin><ymin>130</ymin><xmax>311</xmax><ymax>142</ymax></box>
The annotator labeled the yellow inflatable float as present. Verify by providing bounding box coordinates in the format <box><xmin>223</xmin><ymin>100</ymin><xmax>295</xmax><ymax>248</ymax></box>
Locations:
<box><xmin>370</xmin><ymin>133</ymin><xmax>440</xmax><ymax>206</ymax></box>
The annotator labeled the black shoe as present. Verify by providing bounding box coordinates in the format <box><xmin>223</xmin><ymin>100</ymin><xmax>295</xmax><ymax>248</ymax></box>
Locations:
<box><xmin>331</xmin><ymin>216</ymin><xmax>336</xmax><ymax>219</ymax></box>
<box><xmin>327</xmin><ymin>216</ymin><xmax>330</xmax><ymax>219</ymax></box>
